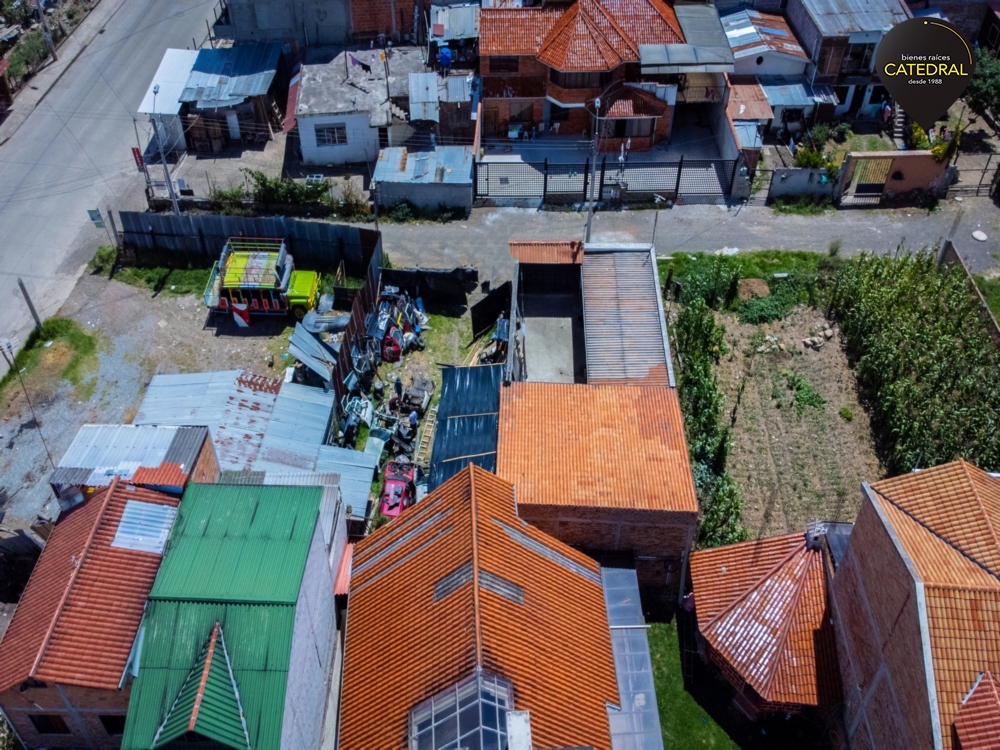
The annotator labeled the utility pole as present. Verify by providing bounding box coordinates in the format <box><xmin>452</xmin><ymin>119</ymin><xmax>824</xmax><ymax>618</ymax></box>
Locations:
<box><xmin>152</xmin><ymin>85</ymin><xmax>181</xmax><ymax>216</ymax></box>
<box><xmin>34</xmin><ymin>0</ymin><xmax>57</xmax><ymax>61</ymax></box>
<box><xmin>585</xmin><ymin>97</ymin><xmax>601</xmax><ymax>243</ymax></box>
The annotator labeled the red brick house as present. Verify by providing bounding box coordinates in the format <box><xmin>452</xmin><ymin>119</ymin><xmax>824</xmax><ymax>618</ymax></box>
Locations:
<box><xmin>689</xmin><ymin>528</ymin><xmax>842</xmax><ymax>718</ymax></box>
<box><xmin>478</xmin><ymin>0</ymin><xmax>683</xmax><ymax>149</ymax></box>
<box><xmin>829</xmin><ymin>460</ymin><xmax>1000</xmax><ymax>750</ymax></box>
<box><xmin>0</xmin><ymin>479</ymin><xmax>180</xmax><ymax>749</ymax></box>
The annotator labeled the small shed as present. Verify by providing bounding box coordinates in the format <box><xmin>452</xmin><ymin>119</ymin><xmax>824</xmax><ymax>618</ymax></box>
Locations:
<box><xmin>373</xmin><ymin>146</ymin><xmax>474</xmax><ymax>212</ymax></box>
<box><xmin>721</xmin><ymin>9</ymin><xmax>809</xmax><ymax>77</ymax></box>
<box><xmin>137</xmin><ymin>49</ymin><xmax>199</xmax><ymax>155</ymax></box>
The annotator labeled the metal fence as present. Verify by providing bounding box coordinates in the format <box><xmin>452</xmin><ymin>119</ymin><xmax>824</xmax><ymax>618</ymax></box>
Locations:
<box><xmin>117</xmin><ymin>213</ymin><xmax>380</xmax><ymax>274</ymax></box>
<box><xmin>949</xmin><ymin>153</ymin><xmax>999</xmax><ymax>198</ymax></box>
<box><xmin>475</xmin><ymin>156</ymin><xmax>738</xmax><ymax>205</ymax></box>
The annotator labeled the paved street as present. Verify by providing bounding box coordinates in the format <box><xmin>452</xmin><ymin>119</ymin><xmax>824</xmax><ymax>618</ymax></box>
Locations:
<box><xmin>0</xmin><ymin>0</ymin><xmax>216</xmax><ymax>366</ymax></box>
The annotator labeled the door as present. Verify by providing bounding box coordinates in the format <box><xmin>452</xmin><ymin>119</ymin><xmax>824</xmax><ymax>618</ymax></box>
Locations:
<box><xmin>485</xmin><ymin>107</ymin><xmax>499</xmax><ymax>137</ymax></box>
<box><xmin>226</xmin><ymin>112</ymin><xmax>241</xmax><ymax>140</ymax></box>
<box><xmin>378</xmin><ymin>127</ymin><xmax>389</xmax><ymax>148</ymax></box>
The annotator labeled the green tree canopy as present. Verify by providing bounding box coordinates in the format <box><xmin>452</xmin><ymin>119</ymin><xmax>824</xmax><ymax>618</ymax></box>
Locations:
<box><xmin>966</xmin><ymin>47</ymin><xmax>1000</xmax><ymax>120</ymax></box>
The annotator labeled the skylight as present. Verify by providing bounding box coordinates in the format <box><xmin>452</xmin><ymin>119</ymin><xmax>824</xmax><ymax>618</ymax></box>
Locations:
<box><xmin>111</xmin><ymin>500</ymin><xmax>177</xmax><ymax>555</ymax></box>
<box><xmin>410</xmin><ymin>672</ymin><xmax>513</xmax><ymax>750</ymax></box>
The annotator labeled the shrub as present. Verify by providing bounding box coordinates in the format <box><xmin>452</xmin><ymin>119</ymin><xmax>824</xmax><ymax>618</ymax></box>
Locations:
<box><xmin>783</xmin><ymin>371</ymin><xmax>825</xmax><ymax>416</ymax></box>
<box><xmin>337</xmin><ymin>180</ymin><xmax>371</xmax><ymax>222</ymax></box>
<box><xmin>829</xmin><ymin>240</ymin><xmax>842</xmax><ymax>257</ymax></box>
<box><xmin>829</xmin><ymin>251</ymin><xmax>1000</xmax><ymax>472</ymax></box>
<box><xmin>809</xmin><ymin>123</ymin><xmax>831</xmax><ymax>148</ymax></box>
<box><xmin>793</xmin><ymin>147</ymin><xmax>824</xmax><ymax>169</ymax></box>
<box><xmin>209</xmin><ymin>185</ymin><xmax>248</xmax><ymax>215</ymax></box>
<box><xmin>676</xmin><ymin>299</ymin><xmax>747</xmax><ymax>548</ymax></box>
<box><xmin>677</xmin><ymin>256</ymin><xmax>739</xmax><ymax>310</ymax></box>
<box><xmin>839</xmin><ymin>407</ymin><xmax>854</xmax><ymax>422</ymax></box>
<box><xmin>243</xmin><ymin>169</ymin><xmax>328</xmax><ymax>205</ymax></box>
<box><xmin>388</xmin><ymin>200</ymin><xmax>415</xmax><ymax>223</ymax></box>
<box><xmin>832</xmin><ymin>123</ymin><xmax>852</xmax><ymax>143</ymax></box>
<box><xmin>6</xmin><ymin>30</ymin><xmax>50</xmax><ymax>80</ymax></box>
<box><xmin>738</xmin><ymin>279</ymin><xmax>799</xmax><ymax>324</ymax></box>
<box><xmin>88</xmin><ymin>245</ymin><xmax>117</xmax><ymax>276</ymax></box>
<box><xmin>771</xmin><ymin>195</ymin><xmax>832</xmax><ymax>217</ymax></box>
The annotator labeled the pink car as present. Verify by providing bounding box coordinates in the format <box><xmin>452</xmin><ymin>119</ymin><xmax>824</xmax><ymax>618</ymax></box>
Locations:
<box><xmin>380</xmin><ymin>460</ymin><xmax>416</xmax><ymax>519</ymax></box>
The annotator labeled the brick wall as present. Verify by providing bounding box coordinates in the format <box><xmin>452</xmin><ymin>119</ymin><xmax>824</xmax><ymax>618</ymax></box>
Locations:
<box><xmin>934</xmin><ymin>1</ymin><xmax>988</xmax><ymax>43</ymax></box>
<box><xmin>351</xmin><ymin>0</ymin><xmax>416</xmax><ymax>41</ymax></box>
<box><xmin>1</xmin><ymin>683</ymin><xmax>130</xmax><ymax>750</ymax></box>
<box><xmin>191</xmin><ymin>434</ymin><xmax>219</xmax><ymax>484</ymax></box>
<box><xmin>517</xmin><ymin>504</ymin><xmax>695</xmax><ymax>561</ymax></box>
<box><xmin>830</xmin><ymin>495</ymin><xmax>933</xmax><ymax>749</ymax></box>
<box><xmin>785</xmin><ymin>0</ymin><xmax>822</xmax><ymax>62</ymax></box>
<box><xmin>480</xmin><ymin>56</ymin><xmax>548</xmax><ymax>77</ymax></box>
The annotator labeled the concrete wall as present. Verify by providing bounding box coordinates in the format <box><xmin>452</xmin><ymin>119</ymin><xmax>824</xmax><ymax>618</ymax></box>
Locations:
<box><xmin>769</xmin><ymin>168</ymin><xmax>835</xmax><ymax>198</ymax></box>
<box><xmin>1</xmin><ymin>683</ymin><xmax>130</xmax><ymax>749</ymax></box>
<box><xmin>281</xmin><ymin>520</ymin><xmax>338</xmax><ymax>750</ymax></box>
<box><xmin>709</xmin><ymin>101</ymin><xmax>741</xmax><ymax>163</ymax></box>
<box><xmin>733</xmin><ymin>52</ymin><xmax>808</xmax><ymax>78</ymax></box>
<box><xmin>228</xmin><ymin>0</ymin><xmax>351</xmax><ymax>45</ymax></box>
<box><xmin>299</xmin><ymin>113</ymin><xmax>379</xmax><ymax>165</ymax></box>
<box><xmin>839</xmin><ymin>151</ymin><xmax>950</xmax><ymax>200</ymax></box>
<box><xmin>785</xmin><ymin>0</ymin><xmax>823</xmax><ymax>65</ymax></box>
<box><xmin>829</xmin><ymin>496</ymin><xmax>933</xmax><ymax>750</ymax></box>
<box><xmin>351</xmin><ymin>0</ymin><xmax>417</xmax><ymax>42</ymax></box>
<box><xmin>376</xmin><ymin>180</ymin><xmax>473</xmax><ymax>212</ymax></box>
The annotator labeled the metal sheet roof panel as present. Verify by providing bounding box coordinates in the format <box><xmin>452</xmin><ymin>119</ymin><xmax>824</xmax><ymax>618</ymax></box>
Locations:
<box><xmin>179</xmin><ymin>42</ymin><xmax>283</xmax><ymax>110</ymax></box>
<box><xmin>799</xmin><ymin>0</ymin><xmax>909</xmax><ymax>37</ymax></box>
<box><xmin>138</xmin><ymin>48</ymin><xmax>199</xmax><ymax>115</ymax></box>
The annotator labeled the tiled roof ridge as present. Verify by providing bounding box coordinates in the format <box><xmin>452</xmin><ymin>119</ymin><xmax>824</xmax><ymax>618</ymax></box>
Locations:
<box><xmin>30</xmin><ymin>481</ymin><xmax>117</xmax><ymax>679</ymax></box>
<box><xmin>582</xmin><ymin>0</ymin><xmax>639</xmax><ymax>59</ymax></box>
<box><xmin>189</xmin><ymin>622</ymin><xmax>221</xmax><ymax>731</ymax></box>
<box><xmin>702</xmin><ymin>537</ymin><xmax>806</xmax><ymax>632</ymax></box>
<box><xmin>872</xmin><ymin>482</ymin><xmax>1000</xmax><ymax>587</ymax></box>
<box><xmin>469</xmin><ymin>463</ymin><xmax>484</xmax><ymax>668</ymax></box>
<box><xmin>757</xmin><ymin>550</ymin><xmax>816</xmax><ymax>700</ymax></box>
<box><xmin>961</xmin><ymin>459</ymin><xmax>1000</xmax><ymax>570</ymax></box>
<box><xmin>639</xmin><ymin>0</ymin><xmax>684</xmax><ymax>42</ymax></box>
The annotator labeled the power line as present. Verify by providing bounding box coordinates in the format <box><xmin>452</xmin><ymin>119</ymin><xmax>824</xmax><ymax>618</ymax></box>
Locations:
<box><xmin>1</xmin><ymin>341</ymin><xmax>56</xmax><ymax>471</ymax></box>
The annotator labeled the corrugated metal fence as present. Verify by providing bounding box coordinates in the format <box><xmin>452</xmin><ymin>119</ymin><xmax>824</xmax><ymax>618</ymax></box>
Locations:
<box><xmin>117</xmin><ymin>213</ymin><xmax>381</xmax><ymax>275</ymax></box>
<box><xmin>333</xmin><ymin>240</ymin><xmax>383</xmax><ymax>401</ymax></box>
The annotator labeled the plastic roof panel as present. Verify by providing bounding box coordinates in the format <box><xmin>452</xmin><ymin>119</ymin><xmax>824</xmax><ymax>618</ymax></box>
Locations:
<box><xmin>111</xmin><ymin>500</ymin><xmax>178</xmax><ymax>555</ymax></box>
<box><xmin>138</xmin><ymin>49</ymin><xmax>199</xmax><ymax>115</ymax></box>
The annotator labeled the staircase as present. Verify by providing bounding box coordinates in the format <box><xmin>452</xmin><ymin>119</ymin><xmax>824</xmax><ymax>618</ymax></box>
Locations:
<box><xmin>414</xmin><ymin>405</ymin><xmax>438</xmax><ymax>469</ymax></box>
<box><xmin>391</xmin><ymin>103</ymin><xmax>408</xmax><ymax>122</ymax></box>
<box><xmin>892</xmin><ymin>105</ymin><xmax>907</xmax><ymax>148</ymax></box>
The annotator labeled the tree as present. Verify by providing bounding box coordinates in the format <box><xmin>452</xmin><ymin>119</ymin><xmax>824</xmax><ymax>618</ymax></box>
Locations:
<box><xmin>1</xmin><ymin>0</ymin><xmax>33</xmax><ymax>27</ymax></box>
<box><xmin>966</xmin><ymin>47</ymin><xmax>1000</xmax><ymax>121</ymax></box>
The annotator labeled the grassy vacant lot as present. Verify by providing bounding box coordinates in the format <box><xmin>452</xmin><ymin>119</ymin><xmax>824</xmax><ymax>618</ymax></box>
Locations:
<box><xmin>89</xmin><ymin>245</ymin><xmax>212</xmax><ymax>298</ymax></box>
<box><xmin>0</xmin><ymin>318</ymin><xmax>101</xmax><ymax>401</ymax></box>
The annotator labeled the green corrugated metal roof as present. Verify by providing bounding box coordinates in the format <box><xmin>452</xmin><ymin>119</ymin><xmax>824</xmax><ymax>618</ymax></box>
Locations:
<box><xmin>121</xmin><ymin>600</ymin><xmax>295</xmax><ymax>750</ymax></box>
<box><xmin>150</xmin><ymin>484</ymin><xmax>322</xmax><ymax>604</ymax></box>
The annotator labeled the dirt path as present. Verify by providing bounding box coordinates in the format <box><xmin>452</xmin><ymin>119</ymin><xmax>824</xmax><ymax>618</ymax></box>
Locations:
<box><xmin>713</xmin><ymin>306</ymin><xmax>883</xmax><ymax>539</ymax></box>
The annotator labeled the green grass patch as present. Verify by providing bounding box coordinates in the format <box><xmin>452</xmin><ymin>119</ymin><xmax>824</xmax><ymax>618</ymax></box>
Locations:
<box><xmin>88</xmin><ymin>245</ymin><xmax>117</xmax><ymax>275</ymax></box>
<box><xmin>783</xmin><ymin>371</ymin><xmax>826</xmax><ymax>416</ymax></box>
<box><xmin>974</xmin><ymin>275</ymin><xmax>1000</xmax><ymax>317</ymax></box>
<box><xmin>0</xmin><ymin>318</ymin><xmax>98</xmax><ymax>396</ymax></box>
<box><xmin>839</xmin><ymin>407</ymin><xmax>854</xmax><ymax>422</ymax></box>
<box><xmin>113</xmin><ymin>266</ymin><xmax>213</xmax><ymax>297</ymax></box>
<box><xmin>659</xmin><ymin>251</ymin><xmax>831</xmax><ymax>287</ymax></box>
<box><xmin>354</xmin><ymin>423</ymin><xmax>370</xmax><ymax>452</ymax></box>
<box><xmin>648</xmin><ymin>622</ymin><xmax>738</xmax><ymax>749</ymax></box>
<box><xmin>771</xmin><ymin>195</ymin><xmax>833</xmax><ymax>216</ymax></box>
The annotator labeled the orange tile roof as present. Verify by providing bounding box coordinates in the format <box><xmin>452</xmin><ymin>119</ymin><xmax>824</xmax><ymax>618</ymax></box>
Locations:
<box><xmin>496</xmin><ymin>382</ymin><xmax>698</xmax><ymax>513</ymax></box>
<box><xmin>690</xmin><ymin>532</ymin><xmax>840</xmax><ymax>708</ymax></box>
<box><xmin>509</xmin><ymin>239</ymin><xmax>584</xmax><ymax>264</ymax></box>
<box><xmin>340</xmin><ymin>465</ymin><xmax>619</xmax><ymax>750</ymax></box>
<box><xmin>955</xmin><ymin>671</ymin><xmax>1000</xmax><ymax>750</ymax></box>
<box><xmin>480</xmin><ymin>7</ymin><xmax>565</xmax><ymax>56</ymax></box>
<box><xmin>603</xmin><ymin>83</ymin><xmax>669</xmax><ymax>117</ymax></box>
<box><xmin>868</xmin><ymin>461</ymin><xmax>1000</xmax><ymax>750</ymax></box>
<box><xmin>130</xmin><ymin>462</ymin><xmax>188</xmax><ymax>488</ymax></box>
<box><xmin>334</xmin><ymin>542</ymin><xmax>352</xmax><ymax>596</ymax></box>
<box><xmin>482</xmin><ymin>0</ymin><xmax>682</xmax><ymax>69</ymax></box>
<box><xmin>0</xmin><ymin>478</ymin><xmax>179</xmax><ymax>692</ymax></box>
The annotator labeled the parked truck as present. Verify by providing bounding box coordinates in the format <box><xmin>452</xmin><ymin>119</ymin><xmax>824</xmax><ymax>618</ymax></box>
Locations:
<box><xmin>203</xmin><ymin>237</ymin><xmax>318</xmax><ymax>320</ymax></box>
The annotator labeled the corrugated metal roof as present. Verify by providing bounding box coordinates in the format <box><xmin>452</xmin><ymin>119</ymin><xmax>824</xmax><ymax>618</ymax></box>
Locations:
<box><xmin>0</xmin><ymin>480</ymin><xmax>180</xmax><ymax>693</ymax></box>
<box><xmin>254</xmin><ymin>382</ymin><xmax>335</xmax><ymax>474</ymax></box>
<box><xmin>726</xmin><ymin>78</ymin><xmax>774</xmax><ymax>121</ymax></box>
<box><xmin>138</xmin><ymin>48</ymin><xmax>199</xmax><ymax>115</ymax></box>
<box><xmin>315</xmin><ymin>446</ymin><xmax>378</xmax><ymax>516</ymax></box>
<box><xmin>373</xmin><ymin>146</ymin><xmax>474</xmax><ymax>186</ymax></box>
<box><xmin>111</xmin><ymin>500</ymin><xmax>178</xmax><ymax>554</ymax></box>
<box><xmin>430</xmin><ymin>365</ymin><xmax>503</xmax><ymax>489</ymax></box>
<box><xmin>496</xmin><ymin>383</ymin><xmax>698</xmax><ymax>513</ymax></box>
<box><xmin>288</xmin><ymin>322</ymin><xmax>339</xmax><ymax>383</ymax></box>
<box><xmin>758</xmin><ymin>76</ymin><xmax>837</xmax><ymax>107</ymax></box>
<box><xmin>150</xmin><ymin>483</ymin><xmax>322</xmax><ymax>604</ymax></box>
<box><xmin>409</xmin><ymin>72</ymin><xmax>440</xmax><ymax>122</ymax></box>
<box><xmin>799</xmin><ymin>0</ymin><xmax>909</xmax><ymax>37</ymax></box>
<box><xmin>733</xmin><ymin>120</ymin><xmax>762</xmax><ymax>149</ymax></box>
<box><xmin>430</xmin><ymin>3</ymin><xmax>481</xmax><ymax>40</ymax></box>
<box><xmin>582</xmin><ymin>246</ymin><xmax>673</xmax><ymax>387</ymax></box>
<box><xmin>179</xmin><ymin>42</ymin><xmax>283</xmax><ymax>110</ymax></box>
<box><xmin>444</xmin><ymin>74</ymin><xmax>473</xmax><ymax>103</ymax></box>
<box><xmin>135</xmin><ymin>370</ymin><xmax>280</xmax><ymax>473</ymax></box>
<box><xmin>721</xmin><ymin>10</ymin><xmax>807</xmax><ymax>60</ymax></box>
<box><xmin>53</xmin><ymin>425</ymin><xmax>207</xmax><ymax>487</ymax></box>
<box><xmin>120</xmin><ymin>599</ymin><xmax>295</xmax><ymax>750</ymax></box>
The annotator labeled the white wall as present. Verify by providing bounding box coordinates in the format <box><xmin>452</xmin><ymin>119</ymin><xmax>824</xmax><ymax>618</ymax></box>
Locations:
<box><xmin>281</xmin><ymin>520</ymin><xmax>338</xmax><ymax>750</ymax></box>
<box><xmin>300</xmin><ymin>113</ymin><xmax>380</xmax><ymax>165</ymax></box>
<box><xmin>709</xmin><ymin>101</ymin><xmax>741</xmax><ymax>162</ymax></box>
<box><xmin>734</xmin><ymin>52</ymin><xmax>808</xmax><ymax>77</ymax></box>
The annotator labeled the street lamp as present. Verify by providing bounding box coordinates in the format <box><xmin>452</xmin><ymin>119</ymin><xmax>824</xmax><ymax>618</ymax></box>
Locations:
<box><xmin>152</xmin><ymin>83</ymin><xmax>180</xmax><ymax>216</ymax></box>
<box><xmin>585</xmin><ymin>96</ymin><xmax>601</xmax><ymax>242</ymax></box>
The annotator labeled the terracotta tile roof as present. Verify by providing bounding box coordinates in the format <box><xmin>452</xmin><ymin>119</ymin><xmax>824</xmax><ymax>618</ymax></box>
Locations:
<box><xmin>726</xmin><ymin>76</ymin><xmax>774</xmax><ymax>121</ymax></box>
<box><xmin>130</xmin><ymin>462</ymin><xmax>188</xmax><ymax>488</ymax></box>
<box><xmin>340</xmin><ymin>465</ymin><xmax>619</xmax><ymax>750</ymax></box>
<box><xmin>603</xmin><ymin>83</ymin><xmax>668</xmax><ymax>117</ymax></box>
<box><xmin>955</xmin><ymin>672</ymin><xmax>1000</xmax><ymax>750</ymax></box>
<box><xmin>482</xmin><ymin>75</ymin><xmax>547</xmax><ymax>99</ymax></box>
<box><xmin>509</xmin><ymin>239</ymin><xmax>584</xmax><ymax>264</ymax></box>
<box><xmin>0</xmin><ymin>478</ymin><xmax>179</xmax><ymax>692</ymax></box>
<box><xmin>867</xmin><ymin>461</ymin><xmax>1000</xmax><ymax>750</ymax></box>
<box><xmin>482</xmin><ymin>0</ymin><xmax>682</xmax><ymax>70</ymax></box>
<box><xmin>480</xmin><ymin>8</ymin><xmax>565</xmax><ymax>56</ymax></box>
<box><xmin>690</xmin><ymin>532</ymin><xmax>840</xmax><ymax>708</ymax></box>
<box><xmin>334</xmin><ymin>542</ymin><xmax>353</xmax><ymax>596</ymax></box>
<box><xmin>496</xmin><ymin>383</ymin><xmax>698</xmax><ymax>513</ymax></box>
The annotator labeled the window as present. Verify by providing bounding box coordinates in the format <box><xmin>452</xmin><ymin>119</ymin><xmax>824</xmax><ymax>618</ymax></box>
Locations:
<box><xmin>549</xmin><ymin>69</ymin><xmax>610</xmax><ymax>89</ymax></box>
<box><xmin>490</xmin><ymin>56</ymin><xmax>519</xmax><ymax>73</ymax></box>
<box><xmin>625</xmin><ymin>118</ymin><xmax>654</xmax><ymax>137</ymax></box>
<box><xmin>817</xmin><ymin>45</ymin><xmax>843</xmax><ymax>76</ymax></box>
<box><xmin>29</xmin><ymin>715</ymin><xmax>71</xmax><ymax>735</ymax></box>
<box><xmin>99</xmin><ymin>715</ymin><xmax>127</xmax><ymax>736</ymax></box>
<box><xmin>509</xmin><ymin>101</ymin><xmax>534</xmax><ymax>123</ymax></box>
<box><xmin>840</xmin><ymin>43</ymin><xmax>874</xmax><ymax>74</ymax></box>
<box><xmin>410</xmin><ymin>673</ymin><xmax>513</xmax><ymax>750</ymax></box>
<box><xmin>549</xmin><ymin>103</ymin><xmax>570</xmax><ymax>122</ymax></box>
<box><xmin>316</xmin><ymin>124</ymin><xmax>348</xmax><ymax>146</ymax></box>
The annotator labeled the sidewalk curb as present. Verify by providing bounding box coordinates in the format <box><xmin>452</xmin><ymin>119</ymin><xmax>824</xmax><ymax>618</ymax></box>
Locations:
<box><xmin>0</xmin><ymin>0</ymin><xmax>129</xmax><ymax>148</ymax></box>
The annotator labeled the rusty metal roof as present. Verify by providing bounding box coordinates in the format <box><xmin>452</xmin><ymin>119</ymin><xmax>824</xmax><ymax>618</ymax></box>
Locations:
<box><xmin>496</xmin><ymin>382</ymin><xmax>697</xmax><ymax>513</ymax></box>
<box><xmin>509</xmin><ymin>240</ymin><xmax>584</xmax><ymax>264</ymax></box>
<box><xmin>581</xmin><ymin>245</ymin><xmax>673</xmax><ymax>387</ymax></box>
